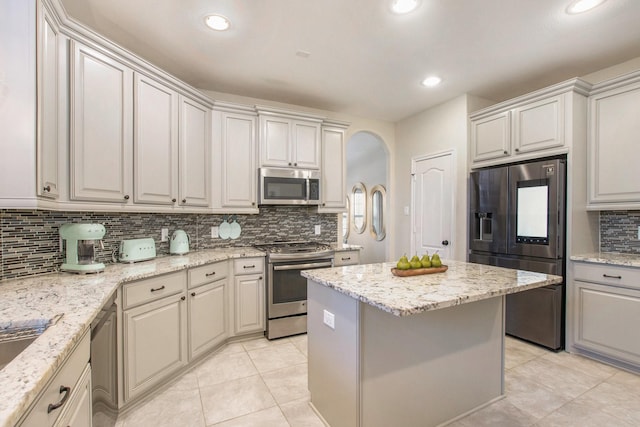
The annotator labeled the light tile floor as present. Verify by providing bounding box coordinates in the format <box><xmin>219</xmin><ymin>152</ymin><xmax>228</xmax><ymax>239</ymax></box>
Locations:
<box><xmin>96</xmin><ymin>335</ymin><xmax>640</xmax><ymax>427</ymax></box>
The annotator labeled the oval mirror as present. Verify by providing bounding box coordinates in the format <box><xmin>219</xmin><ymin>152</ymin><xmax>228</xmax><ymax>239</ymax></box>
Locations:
<box><xmin>369</xmin><ymin>185</ymin><xmax>386</xmax><ymax>241</ymax></box>
<box><xmin>342</xmin><ymin>196</ymin><xmax>350</xmax><ymax>242</ymax></box>
<box><xmin>352</xmin><ymin>183</ymin><xmax>367</xmax><ymax>234</ymax></box>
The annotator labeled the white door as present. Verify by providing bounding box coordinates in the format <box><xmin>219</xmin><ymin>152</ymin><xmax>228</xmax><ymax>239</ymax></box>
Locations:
<box><xmin>411</xmin><ymin>151</ymin><xmax>454</xmax><ymax>259</ymax></box>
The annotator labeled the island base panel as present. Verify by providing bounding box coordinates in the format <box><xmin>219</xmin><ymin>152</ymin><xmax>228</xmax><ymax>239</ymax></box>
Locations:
<box><xmin>307</xmin><ymin>280</ymin><xmax>506</xmax><ymax>427</ymax></box>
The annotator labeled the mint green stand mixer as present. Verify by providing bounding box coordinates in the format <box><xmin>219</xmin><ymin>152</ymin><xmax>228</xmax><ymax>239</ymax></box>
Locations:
<box><xmin>59</xmin><ymin>223</ymin><xmax>106</xmax><ymax>273</ymax></box>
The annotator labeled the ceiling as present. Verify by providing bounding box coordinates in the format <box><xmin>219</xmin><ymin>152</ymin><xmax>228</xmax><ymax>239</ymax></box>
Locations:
<box><xmin>59</xmin><ymin>0</ymin><xmax>640</xmax><ymax>122</ymax></box>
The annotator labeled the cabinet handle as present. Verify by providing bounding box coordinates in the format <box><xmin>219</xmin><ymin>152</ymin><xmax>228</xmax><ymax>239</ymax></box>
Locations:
<box><xmin>172</xmin><ymin>198</ymin><xmax>176</xmax><ymax>203</ymax></box>
<box><xmin>205</xmin><ymin>271</ymin><xmax>216</xmax><ymax>277</ymax></box>
<box><xmin>342</xmin><ymin>257</ymin><xmax>351</xmax><ymax>261</ymax></box>
<box><xmin>181</xmin><ymin>296</ymin><xmax>186</xmax><ymax>301</ymax></box>
<box><xmin>124</xmin><ymin>194</ymin><xmax>130</xmax><ymax>200</ymax></box>
<box><xmin>43</xmin><ymin>185</ymin><xmax>51</xmax><ymax>192</ymax></box>
<box><xmin>503</xmin><ymin>150</ymin><xmax>508</xmax><ymax>155</ymax></box>
<box><xmin>47</xmin><ymin>385</ymin><xmax>71</xmax><ymax>413</ymax></box>
<box><xmin>191</xmin><ymin>292</ymin><xmax>196</xmax><ymax>297</ymax></box>
<box><xmin>603</xmin><ymin>274</ymin><xmax>622</xmax><ymax>279</ymax></box>
<box><xmin>150</xmin><ymin>285</ymin><xmax>165</xmax><ymax>292</ymax></box>
<box><xmin>244</xmin><ymin>265</ymin><xmax>256</xmax><ymax>269</ymax></box>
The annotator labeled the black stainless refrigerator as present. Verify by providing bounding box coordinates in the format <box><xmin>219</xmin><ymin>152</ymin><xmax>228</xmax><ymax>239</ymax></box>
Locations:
<box><xmin>468</xmin><ymin>157</ymin><xmax>566</xmax><ymax>350</ymax></box>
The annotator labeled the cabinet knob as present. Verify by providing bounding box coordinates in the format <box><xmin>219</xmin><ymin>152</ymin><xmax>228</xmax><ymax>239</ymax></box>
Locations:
<box><xmin>294</xmin><ymin>162</ymin><xmax>297</xmax><ymax>166</ymax></box>
<box><xmin>515</xmin><ymin>148</ymin><xmax>520</xmax><ymax>152</ymax></box>
<box><xmin>182</xmin><ymin>199</ymin><xmax>187</xmax><ymax>203</ymax></box>
<box><xmin>252</xmin><ymin>202</ymin><xmax>256</xmax><ymax>206</ymax></box>
<box><xmin>503</xmin><ymin>150</ymin><xmax>508</xmax><ymax>155</ymax></box>
<box><xmin>124</xmin><ymin>194</ymin><xmax>130</xmax><ymax>200</ymax></box>
<box><xmin>442</xmin><ymin>240</ymin><xmax>449</xmax><ymax>246</ymax></box>
<box><xmin>181</xmin><ymin>296</ymin><xmax>186</xmax><ymax>301</ymax></box>
<box><xmin>288</xmin><ymin>162</ymin><xmax>292</xmax><ymax>166</ymax></box>
<box><xmin>43</xmin><ymin>185</ymin><xmax>51</xmax><ymax>192</ymax></box>
<box><xmin>259</xmin><ymin>276</ymin><xmax>263</xmax><ymax>280</ymax></box>
<box><xmin>191</xmin><ymin>292</ymin><xmax>196</xmax><ymax>297</ymax></box>
<box><xmin>172</xmin><ymin>198</ymin><xmax>176</xmax><ymax>203</ymax></box>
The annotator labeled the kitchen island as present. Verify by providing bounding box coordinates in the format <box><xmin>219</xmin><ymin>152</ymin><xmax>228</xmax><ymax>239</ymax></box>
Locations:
<box><xmin>301</xmin><ymin>260</ymin><xmax>563</xmax><ymax>427</ymax></box>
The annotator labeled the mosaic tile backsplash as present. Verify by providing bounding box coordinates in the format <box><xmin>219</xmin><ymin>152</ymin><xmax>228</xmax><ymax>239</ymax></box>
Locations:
<box><xmin>0</xmin><ymin>207</ymin><xmax>338</xmax><ymax>281</ymax></box>
<box><xmin>600</xmin><ymin>210</ymin><xmax>640</xmax><ymax>254</ymax></box>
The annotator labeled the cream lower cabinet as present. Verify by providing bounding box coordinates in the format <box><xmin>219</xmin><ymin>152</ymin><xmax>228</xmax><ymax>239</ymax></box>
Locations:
<box><xmin>333</xmin><ymin>250</ymin><xmax>360</xmax><ymax>267</ymax></box>
<box><xmin>233</xmin><ymin>258</ymin><xmax>265</xmax><ymax>335</ymax></box>
<box><xmin>19</xmin><ymin>330</ymin><xmax>91</xmax><ymax>427</ymax></box>
<box><xmin>122</xmin><ymin>272</ymin><xmax>188</xmax><ymax>403</ymax></box>
<box><xmin>572</xmin><ymin>262</ymin><xmax>640</xmax><ymax>370</ymax></box>
<box><xmin>188</xmin><ymin>261</ymin><xmax>229</xmax><ymax>360</ymax></box>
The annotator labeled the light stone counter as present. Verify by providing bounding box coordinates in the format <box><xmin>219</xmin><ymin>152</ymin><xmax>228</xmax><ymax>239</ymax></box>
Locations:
<box><xmin>570</xmin><ymin>252</ymin><xmax>640</xmax><ymax>268</ymax></box>
<box><xmin>302</xmin><ymin>259</ymin><xmax>562</xmax><ymax>317</ymax></box>
<box><xmin>0</xmin><ymin>248</ymin><xmax>263</xmax><ymax>427</ymax></box>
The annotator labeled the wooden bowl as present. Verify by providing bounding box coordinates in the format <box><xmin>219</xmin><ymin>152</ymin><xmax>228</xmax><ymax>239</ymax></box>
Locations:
<box><xmin>390</xmin><ymin>265</ymin><xmax>448</xmax><ymax>277</ymax></box>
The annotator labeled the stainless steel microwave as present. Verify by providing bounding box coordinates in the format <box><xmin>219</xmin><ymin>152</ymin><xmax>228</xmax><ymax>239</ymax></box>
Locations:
<box><xmin>259</xmin><ymin>167</ymin><xmax>320</xmax><ymax>205</ymax></box>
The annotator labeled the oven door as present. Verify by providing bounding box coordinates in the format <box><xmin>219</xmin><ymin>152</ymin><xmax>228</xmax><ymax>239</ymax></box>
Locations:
<box><xmin>268</xmin><ymin>259</ymin><xmax>333</xmax><ymax>319</ymax></box>
<box><xmin>507</xmin><ymin>158</ymin><xmax>565</xmax><ymax>259</ymax></box>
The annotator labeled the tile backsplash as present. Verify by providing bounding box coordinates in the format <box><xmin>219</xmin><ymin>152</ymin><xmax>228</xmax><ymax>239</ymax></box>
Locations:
<box><xmin>0</xmin><ymin>207</ymin><xmax>337</xmax><ymax>281</ymax></box>
<box><xmin>600</xmin><ymin>210</ymin><xmax>640</xmax><ymax>254</ymax></box>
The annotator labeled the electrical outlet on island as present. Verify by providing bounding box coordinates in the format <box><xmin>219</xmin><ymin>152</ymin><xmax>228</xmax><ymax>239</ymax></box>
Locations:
<box><xmin>315</xmin><ymin>225</ymin><xmax>321</xmax><ymax>235</ymax></box>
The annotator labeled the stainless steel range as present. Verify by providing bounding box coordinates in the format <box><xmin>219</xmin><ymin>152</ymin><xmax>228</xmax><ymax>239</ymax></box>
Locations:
<box><xmin>255</xmin><ymin>241</ymin><xmax>334</xmax><ymax>339</ymax></box>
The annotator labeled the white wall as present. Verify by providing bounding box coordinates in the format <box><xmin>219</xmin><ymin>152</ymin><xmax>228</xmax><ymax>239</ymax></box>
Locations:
<box><xmin>0</xmin><ymin>0</ymin><xmax>37</xmax><ymax>203</ymax></box>
<box><xmin>392</xmin><ymin>94</ymin><xmax>493</xmax><ymax>262</ymax></box>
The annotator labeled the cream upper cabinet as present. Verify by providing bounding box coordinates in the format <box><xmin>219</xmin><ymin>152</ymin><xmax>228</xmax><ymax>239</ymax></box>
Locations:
<box><xmin>258</xmin><ymin>109</ymin><xmax>322</xmax><ymax>169</ymax></box>
<box><xmin>179</xmin><ymin>96</ymin><xmax>211</xmax><ymax>207</ymax></box>
<box><xmin>470</xmin><ymin>79</ymin><xmax>590</xmax><ymax>168</ymax></box>
<box><xmin>319</xmin><ymin>122</ymin><xmax>349</xmax><ymax>212</ymax></box>
<box><xmin>70</xmin><ymin>40</ymin><xmax>133</xmax><ymax>203</ymax></box>
<box><xmin>212</xmin><ymin>105</ymin><xmax>258</xmax><ymax>212</ymax></box>
<box><xmin>36</xmin><ymin>2</ymin><xmax>60</xmax><ymax>200</ymax></box>
<box><xmin>134</xmin><ymin>73</ymin><xmax>178</xmax><ymax>205</ymax></box>
<box><xmin>470</xmin><ymin>111</ymin><xmax>511</xmax><ymax>163</ymax></box>
<box><xmin>513</xmin><ymin>95</ymin><xmax>564</xmax><ymax>154</ymax></box>
<box><xmin>587</xmin><ymin>72</ymin><xmax>640</xmax><ymax>210</ymax></box>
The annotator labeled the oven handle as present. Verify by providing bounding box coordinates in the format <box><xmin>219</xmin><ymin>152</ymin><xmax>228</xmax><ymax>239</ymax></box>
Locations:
<box><xmin>273</xmin><ymin>261</ymin><xmax>333</xmax><ymax>271</ymax></box>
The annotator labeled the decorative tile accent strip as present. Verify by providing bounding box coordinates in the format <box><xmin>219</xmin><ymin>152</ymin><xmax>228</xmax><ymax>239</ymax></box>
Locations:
<box><xmin>0</xmin><ymin>208</ymin><xmax>338</xmax><ymax>281</ymax></box>
<box><xmin>600</xmin><ymin>210</ymin><xmax>640</xmax><ymax>254</ymax></box>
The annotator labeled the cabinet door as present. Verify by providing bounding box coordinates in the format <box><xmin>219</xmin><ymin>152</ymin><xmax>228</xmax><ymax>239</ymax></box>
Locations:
<box><xmin>70</xmin><ymin>41</ymin><xmax>133</xmax><ymax>203</ymax></box>
<box><xmin>574</xmin><ymin>281</ymin><xmax>640</xmax><ymax>366</ymax></box>
<box><xmin>320</xmin><ymin>126</ymin><xmax>346</xmax><ymax>211</ymax></box>
<box><xmin>54</xmin><ymin>364</ymin><xmax>92</xmax><ymax>427</ymax></box>
<box><xmin>179</xmin><ymin>96</ymin><xmax>211</xmax><ymax>207</ymax></box>
<box><xmin>221</xmin><ymin>112</ymin><xmax>257</xmax><ymax>208</ymax></box>
<box><xmin>134</xmin><ymin>73</ymin><xmax>178</xmax><ymax>205</ymax></box>
<box><xmin>513</xmin><ymin>95</ymin><xmax>564</xmax><ymax>154</ymax></box>
<box><xmin>470</xmin><ymin>111</ymin><xmax>511</xmax><ymax>163</ymax></box>
<box><xmin>260</xmin><ymin>116</ymin><xmax>291</xmax><ymax>167</ymax></box>
<box><xmin>234</xmin><ymin>274</ymin><xmax>265</xmax><ymax>335</ymax></box>
<box><xmin>292</xmin><ymin>120</ymin><xmax>320</xmax><ymax>169</ymax></box>
<box><xmin>123</xmin><ymin>293</ymin><xmax>187</xmax><ymax>402</ymax></box>
<box><xmin>36</xmin><ymin>3</ymin><xmax>60</xmax><ymax>199</ymax></box>
<box><xmin>189</xmin><ymin>279</ymin><xmax>227</xmax><ymax>360</ymax></box>
<box><xmin>588</xmin><ymin>83</ymin><xmax>640</xmax><ymax>208</ymax></box>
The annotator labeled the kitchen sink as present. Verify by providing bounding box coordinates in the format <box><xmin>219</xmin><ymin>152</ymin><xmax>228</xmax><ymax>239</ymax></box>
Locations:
<box><xmin>0</xmin><ymin>314</ymin><xmax>63</xmax><ymax>370</ymax></box>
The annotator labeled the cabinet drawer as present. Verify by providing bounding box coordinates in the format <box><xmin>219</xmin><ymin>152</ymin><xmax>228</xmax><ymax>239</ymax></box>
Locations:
<box><xmin>573</xmin><ymin>262</ymin><xmax>640</xmax><ymax>290</ymax></box>
<box><xmin>188</xmin><ymin>261</ymin><xmax>228</xmax><ymax>289</ymax></box>
<box><xmin>122</xmin><ymin>271</ymin><xmax>186</xmax><ymax>309</ymax></box>
<box><xmin>574</xmin><ymin>281</ymin><xmax>640</xmax><ymax>366</ymax></box>
<box><xmin>234</xmin><ymin>257</ymin><xmax>264</xmax><ymax>276</ymax></box>
<box><xmin>19</xmin><ymin>329</ymin><xmax>90</xmax><ymax>427</ymax></box>
<box><xmin>334</xmin><ymin>251</ymin><xmax>360</xmax><ymax>266</ymax></box>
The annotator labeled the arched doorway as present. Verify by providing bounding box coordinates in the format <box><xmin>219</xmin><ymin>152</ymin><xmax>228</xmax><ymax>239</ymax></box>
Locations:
<box><xmin>344</xmin><ymin>131</ymin><xmax>390</xmax><ymax>263</ymax></box>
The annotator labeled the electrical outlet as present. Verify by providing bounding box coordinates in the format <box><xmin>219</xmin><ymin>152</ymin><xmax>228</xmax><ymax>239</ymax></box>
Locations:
<box><xmin>161</xmin><ymin>228</ymin><xmax>169</xmax><ymax>242</ymax></box>
<box><xmin>323</xmin><ymin>309</ymin><xmax>335</xmax><ymax>329</ymax></box>
<box><xmin>404</xmin><ymin>206</ymin><xmax>410</xmax><ymax>216</ymax></box>
<box><xmin>315</xmin><ymin>225</ymin><xmax>321</xmax><ymax>235</ymax></box>
<box><xmin>211</xmin><ymin>226</ymin><xmax>219</xmax><ymax>238</ymax></box>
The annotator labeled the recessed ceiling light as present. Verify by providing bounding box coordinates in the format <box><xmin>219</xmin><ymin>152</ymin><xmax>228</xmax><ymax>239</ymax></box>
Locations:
<box><xmin>566</xmin><ymin>0</ymin><xmax>606</xmax><ymax>14</ymax></box>
<box><xmin>204</xmin><ymin>14</ymin><xmax>230</xmax><ymax>31</ymax></box>
<box><xmin>391</xmin><ymin>0</ymin><xmax>420</xmax><ymax>14</ymax></box>
<box><xmin>421</xmin><ymin>76</ymin><xmax>442</xmax><ymax>87</ymax></box>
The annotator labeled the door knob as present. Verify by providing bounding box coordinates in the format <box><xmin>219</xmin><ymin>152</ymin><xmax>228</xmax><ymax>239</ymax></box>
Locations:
<box><xmin>442</xmin><ymin>240</ymin><xmax>449</xmax><ymax>246</ymax></box>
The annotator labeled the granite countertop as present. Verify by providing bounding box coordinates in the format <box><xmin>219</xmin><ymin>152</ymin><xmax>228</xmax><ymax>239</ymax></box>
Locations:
<box><xmin>570</xmin><ymin>252</ymin><xmax>640</xmax><ymax>268</ymax></box>
<box><xmin>302</xmin><ymin>259</ymin><xmax>562</xmax><ymax>317</ymax></box>
<box><xmin>0</xmin><ymin>248</ymin><xmax>264</xmax><ymax>427</ymax></box>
